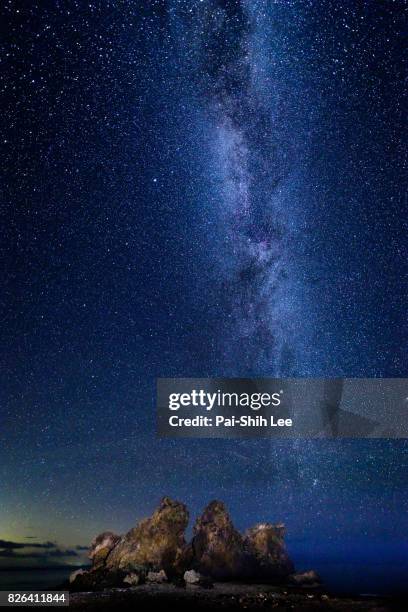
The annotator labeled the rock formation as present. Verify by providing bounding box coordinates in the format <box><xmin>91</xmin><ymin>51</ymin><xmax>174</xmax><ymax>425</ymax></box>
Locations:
<box><xmin>105</xmin><ymin>496</ymin><xmax>188</xmax><ymax>577</ymax></box>
<box><xmin>70</xmin><ymin>496</ymin><xmax>296</xmax><ymax>591</ymax></box>
<box><xmin>190</xmin><ymin>500</ymin><xmax>249</xmax><ymax>580</ymax></box>
<box><xmin>244</xmin><ymin>523</ymin><xmax>294</xmax><ymax>578</ymax></box>
<box><xmin>190</xmin><ymin>502</ymin><xmax>293</xmax><ymax>581</ymax></box>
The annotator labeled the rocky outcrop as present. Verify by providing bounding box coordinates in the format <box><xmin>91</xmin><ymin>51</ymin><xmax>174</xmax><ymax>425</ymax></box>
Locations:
<box><xmin>190</xmin><ymin>500</ymin><xmax>249</xmax><ymax>580</ymax></box>
<box><xmin>244</xmin><ymin>523</ymin><xmax>294</xmax><ymax>578</ymax></box>
<box><xmin>105</xmin><ymin>497</ymin><xmax>188</xmax><ymax>577</ymax></box>
<box><xmin>189</xmin><ymin>502</ymin><xmax>293</xmax><ymax>581</ymax></box>
<box><xmin>70</xmin><ymin>496</ymin><xmax>295</xmax><ymax>591</ymax></box>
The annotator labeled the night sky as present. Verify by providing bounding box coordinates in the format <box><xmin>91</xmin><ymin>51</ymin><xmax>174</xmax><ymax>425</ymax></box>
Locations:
<box><xmin>1</xmin><ymin>0</ymin><xmax>407</xmax><ymax>592</ymax></box>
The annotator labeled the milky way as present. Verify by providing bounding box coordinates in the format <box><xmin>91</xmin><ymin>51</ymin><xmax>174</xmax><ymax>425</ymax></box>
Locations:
<box><xmin>208</xmin><ymin>10</ymin><xmax>293</xmax><ymax>373</ymax></box>
<box><xmin>192</xmin><ymin>0</ymin><xmax>304</xmax><ymax>374</ymax></box>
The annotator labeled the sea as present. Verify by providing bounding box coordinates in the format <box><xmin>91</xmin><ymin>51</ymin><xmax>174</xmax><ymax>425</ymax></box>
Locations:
<box><xmin>291</xmin><ymin>537</ymin><xmax>408</xmax><ymax>597</ymax></box>
<box><xmin>0</xmin><ymin>567</ymin><xmax>76</xmax><ymax>591</ymax></box>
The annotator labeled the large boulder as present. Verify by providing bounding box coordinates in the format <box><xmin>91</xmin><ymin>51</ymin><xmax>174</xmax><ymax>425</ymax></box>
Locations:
<box><xmin>184</xmin><ymin>569</ymin><xmax>202</xmax><ymax>585</ymax></box>
<box><xmin>184</xmin><ymin>569</ymin><xmax>213</xmax><ymax>588</ymax></box>
<box><xmin>105</xmin><ymin>497</ymin><xmax>189</xmax><ymax>577</ymax></box>
<box><xmin>244</xmin><ymin>523</ymin><xmax>294</xmax><ymax>579</ymax></box>
<box><xmin>190</xmin><ymin>500</ymin><xmax>249</xmax><ymax>580</ymax></box>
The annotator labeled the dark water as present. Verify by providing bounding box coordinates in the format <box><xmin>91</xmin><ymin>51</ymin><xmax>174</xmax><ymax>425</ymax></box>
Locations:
<box><xmin>301</xmin><ymin>561</ymin><xmax>408</xmax><ymax>597</ymax></box>
<box><xmin>291</xmin><ymin>538</ymin><xmax>408</xmax><ymax>596</ymax></box>
<box><xmin>0</xmin><ymin>568</ymin><xmax>73</xmax><ymax>591</ymax></box>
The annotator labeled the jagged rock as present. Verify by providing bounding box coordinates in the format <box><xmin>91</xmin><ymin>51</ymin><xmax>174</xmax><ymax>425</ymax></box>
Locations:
<box><xmin>146</xmin><ymin>570</ymin><xmax>167</xmax><ymax>583</ymax></box>
<box><xmin>244</xmin><ymin>523</ymin><xmax>294</xmax><ymax>579</ymax></box>
<box><xmin>106</xmin><ymin>497</ymin><xmax>189</xmax><ymax>577</ymax></box>
<box><xmin>123</xmin><ymin>572</ymin><xmax>140</xmax><ymax>586</ymax></box>
<box><xmin>190</xmin><ymin>500</ymin><xmax>249</xmax><ymax>580</ymax></box>
<box><xmin>89</xmin><ymin>531</ymin><xmax>121</xmax><ymax>569</ymax></box>
<box><xmin>289</xmin><ymin>570</ymin><xmax>321</xmax><ymax>587</ymax></box>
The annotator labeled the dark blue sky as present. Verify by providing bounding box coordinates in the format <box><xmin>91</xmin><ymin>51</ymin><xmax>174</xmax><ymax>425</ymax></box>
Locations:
<box><xmin>0</xmin><ymin>0</ymin><xmax>407</xmax><ymax>591</ymax></box>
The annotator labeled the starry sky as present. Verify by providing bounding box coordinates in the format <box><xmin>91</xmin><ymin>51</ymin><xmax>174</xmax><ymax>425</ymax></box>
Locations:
<box><xmin>1</xmin><ymin>0</ymin><xmax>407</xmax><ymax>592</ymax></box>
